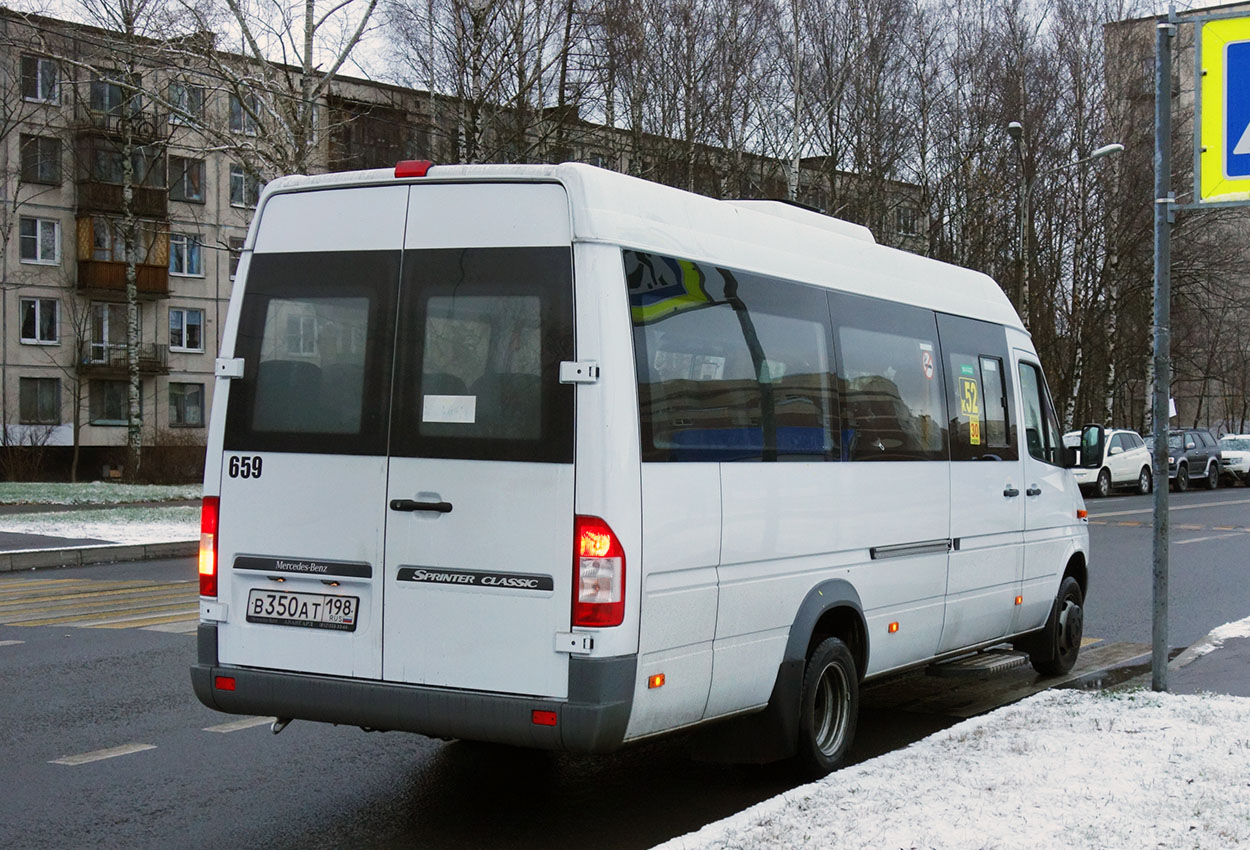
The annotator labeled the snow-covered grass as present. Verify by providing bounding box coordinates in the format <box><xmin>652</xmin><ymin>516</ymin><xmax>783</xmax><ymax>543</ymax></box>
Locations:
<box><xmin>0</xmin><ymin>482</ymin><xmax>200</xmax><ymax>505</ymax></box>
<box><xmin>0</xmin><ymin>505</ymin><xmax>198</xmax><ymax>543</ymax></box>
<box><xmin>655</xmin><ymin>689</ymin><xmax>1250</xmax><ymax>850</ymax></box>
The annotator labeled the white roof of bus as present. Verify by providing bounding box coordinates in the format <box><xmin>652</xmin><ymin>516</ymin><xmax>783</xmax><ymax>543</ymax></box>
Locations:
<box><xmin>260</xmin><ymin>163</ymin><xmax>1025</xmax><ymax>332</ymax></box>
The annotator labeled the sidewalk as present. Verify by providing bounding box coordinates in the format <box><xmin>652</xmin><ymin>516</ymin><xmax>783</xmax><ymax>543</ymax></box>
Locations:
<box><xmin>0</xmin><ymin>499</ymin><xmax>198</xmax><ymax>571</ymax></box>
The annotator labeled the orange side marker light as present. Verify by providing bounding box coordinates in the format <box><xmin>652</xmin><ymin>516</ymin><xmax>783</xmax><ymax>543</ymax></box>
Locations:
<box><xmin>1015</xmin><ymin>596</ymin><xmax>1023</xmax><ymax>606</ymax></box>
<box><xmin>648</xmin><ymin>673</ymin><xmax>666</xmax><ymax>689</ymax></box>
<box><xmin>888</xmin><ymin>622</ymin><xmax>899</xmax><ymax>634</ymax></box>
<box><xmin>1077</xmin><ymin>509</ymin><xmax>1088</xmax><ymax>519</ymax></box>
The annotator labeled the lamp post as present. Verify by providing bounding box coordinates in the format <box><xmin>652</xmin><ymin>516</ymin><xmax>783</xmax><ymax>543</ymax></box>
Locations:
<box><xmin>1006</xmin><ymin>121</ymin><xmax>1123</xmax><ymax>331</ymax></box>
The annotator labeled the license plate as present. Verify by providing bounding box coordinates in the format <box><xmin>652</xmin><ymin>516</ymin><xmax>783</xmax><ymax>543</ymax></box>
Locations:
<box><xmin>246</xmin><ymin>589</ymin><xmax>359</xmax><ymax>632</ymax></box>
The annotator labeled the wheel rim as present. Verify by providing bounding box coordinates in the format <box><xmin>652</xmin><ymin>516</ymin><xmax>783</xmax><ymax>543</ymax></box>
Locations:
<box><xmin>1140</xmin><ymin>470</ymin><xmax>1149</xmax><ymax>492</ymax></box>
<box><xmin>1211</xmin><ymin>467</ymin><xmax>1219</xmax><ymax>487</ymax></box>
<box><xmin>1098</xmin><ymin>472</ymin><xmax>1110</xmax><ymax>497</ymax></box>
<box><xmin>812</xmin><ymin>661</ymin><xmax>851</xmax><ymax>757</ymax></box>
<box><xmin>1178</xmin><ymin>467</ymin><xmax>1188</xmax><ymax>489</ymax></box>
<box><xmin>1056</xmin><ymin>597</ymin><xmax>1083</xmax><ymax>661</ymax></box>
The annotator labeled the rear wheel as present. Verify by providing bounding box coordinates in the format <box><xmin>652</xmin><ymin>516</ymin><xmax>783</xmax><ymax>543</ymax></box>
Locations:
<box><xmin>1174</xmin><ymin>464</ymin><xmax>1189</xmax><ymax>492</ymax></box>
<box><xmin>796</xmin><ymin>637</ymin><xmax>859</xmax><ymax>777</ymax></box>
<box><xmin>1094</xmin><ymin>468</ymin><xmax>1111</xmax><ymax>498</ymax></box>
<box><xmin>1205</xmin><ymin>462</ymin><xmax>1220</xmax><ymax>490</ymax></box>
<box><xmin>1137</xmin><ymin>466</ymin><xmax>1152</xmax><ymax>495</ymax></box>
<box><xmin>1029</xmin><ymin>576</ymin><xmax>1084</xmax><ymax>677</ymax></box>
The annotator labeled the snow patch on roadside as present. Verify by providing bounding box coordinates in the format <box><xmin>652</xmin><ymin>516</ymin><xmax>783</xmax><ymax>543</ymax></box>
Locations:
<box><xmin>0</xmin><ymin>506</ymin><xmax>197</xmax><ymax>544</ymax></box>
<box><xmin>1174</xmin><ymin>614</ymin><xmax>1250</xmax><ymax>666</ymax></box>
<box><xmin>653</xmin><ymin>689</ymin><xmax>1250</xmax><ymax>850</ymax></box>
<box><xmin>0</xmin><ymin>482</ymin><xmax>200</xmax><ymax>505</ymax></box>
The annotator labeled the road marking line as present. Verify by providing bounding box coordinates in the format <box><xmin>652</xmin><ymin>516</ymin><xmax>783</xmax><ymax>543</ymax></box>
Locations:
<box><xmin>1088</xmin><ymin>496</ymin><xmax>1250</xmax><ymax>518</ymax></box>
<box><xmin>142</xmin><ymin>620</ymin><xmax>200</xmax><ymax>634</ymax></box>
<box><xmin>1175</xmin><ymin>532</ymin><xmax>1244</xmax><ymax>546</ymax></box>
<box><xmin>0</xmin><ymin>587</ymin><xmax>199</xmax><ymax>614</ymax></box>
<box><xmin>7</xmin><ymin>601</ymin><xmax>198</xmax><ymax>627</ymax></box>
<box><xmin>204</xmin><ymin>716</ymin><xmax>276</xmax><ymax>734</ymax></box>
<box><xmin>93</xmin><ymin>611</ymin><xmax>198</xmax><ymax>629</ymax></box>
<box><xmin>1080</xmin><ymin>636</ymin><xmax>1102</xmax><ymax>647</ymax></box>
<box><xmin>50</xmin><ymin>743</ymin><xmax>156</xmax><ymax>765</ymax></box>
<box><xmin>0</xmin><ymin>639</ymin><xmax>24</xmax><ymax>647</ymax></box>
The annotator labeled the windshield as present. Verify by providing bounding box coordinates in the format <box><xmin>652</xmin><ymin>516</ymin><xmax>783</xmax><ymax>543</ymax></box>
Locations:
<box><xmin>1167</xmin><ymin>433</ymin><xmax>1183</xmax><ymax>450</ymax></box>
<box><xmin>1222</xmin><ymin>438</ymin><xmax>1250</xmax><ymax>451</ymax></box>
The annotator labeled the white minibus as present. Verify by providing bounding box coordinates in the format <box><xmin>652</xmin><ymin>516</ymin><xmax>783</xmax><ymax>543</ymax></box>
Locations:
<box><xmin>192</xmin><ymin>162</ymin><xmax>1091</xmax><ymax>775</ymax></box>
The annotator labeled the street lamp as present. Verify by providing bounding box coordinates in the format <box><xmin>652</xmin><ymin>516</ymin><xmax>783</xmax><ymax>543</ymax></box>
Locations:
<box><xmin>1007</xmin><ymin>121</ymin><xmax>1123</xmax><ymax>331</ymax></box>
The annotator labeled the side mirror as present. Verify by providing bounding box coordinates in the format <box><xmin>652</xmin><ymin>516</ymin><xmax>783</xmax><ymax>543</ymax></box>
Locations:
<box><xmin>1076</xmin><ymin>424</ymin><xmax>1104</xmax><ymax>469</ymax></box>
<box><xmin>1186</xmin><ymin>441</ymin><xmax>1196</xmax><ymax>450</ymax></box>
<box><xmin>1109</xmin><ymin>445</ymin><xmax>1123</xmax><ymax>455</ymax></box>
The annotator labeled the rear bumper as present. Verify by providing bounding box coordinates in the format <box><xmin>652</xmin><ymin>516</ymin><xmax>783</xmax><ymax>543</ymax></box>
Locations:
<box><xmin>191</xmin><ymin>624</ymin><xmax>635</xmax><ymax>753</ymax></box>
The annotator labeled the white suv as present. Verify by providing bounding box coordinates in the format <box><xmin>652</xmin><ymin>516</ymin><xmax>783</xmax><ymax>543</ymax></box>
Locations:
<box><xmin>1063</xmin><ymin>428</ymin><xmax>1153</xmax><ymax>497</ymax></box>
<box><xmin>1219</xmin><ymin>434</ymin><xmax>1250</xmax><ymax>485</ymax></box>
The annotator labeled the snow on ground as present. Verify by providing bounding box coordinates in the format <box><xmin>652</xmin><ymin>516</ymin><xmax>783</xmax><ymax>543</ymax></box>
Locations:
<box><xmin>1175</xmin><ymin>615</ymin><xmax>1250</xmax><ymax>665</ymax></box>
<box><xmin>655</xmin><ymin>689</ymin><xmax>1250</xmax><ymax>850</ymax></box>
<box><xmin>0</xmin><ymin>482</ymin><xmax>200</xmax><ymax>505</ymax></box>
<box><xmin>0</xmin><ymin>505</ymin><xmax>198</xmax><ymax>543</ymax></box>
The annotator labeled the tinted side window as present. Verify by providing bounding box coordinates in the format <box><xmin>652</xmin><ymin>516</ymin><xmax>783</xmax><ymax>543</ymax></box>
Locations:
<box><xmin>225</xmin><ymin>251</ymin><xmax>398</xmax><ymax>454</ymax></box>
<box><xmin>1198</xmin><ymin>431</ymin><xmax>1215</xmax><ymax>448</ymax></box>
<box><xmin>936</xmin><ymin>313</ymin><xmax>1017</xmax><ymax>461</ymax></box>
<box><xmin>629</xmin><ymin>250</ymin><xmax>837</xmax><ymax>462</ymax></box>
<box><xmin>834</xmin><ymin>293</ymin><xmax>946</xmax><ymax>461</ymax></box>
<box><xmin>391</xmin><ymin>247</ymin><xmax>574</xmax><ymax>463</ymax></box>
<box><xmin>1017</xmin><ymin>361</ymin><xmax>1062</xmax><ymax>465</ymax></box>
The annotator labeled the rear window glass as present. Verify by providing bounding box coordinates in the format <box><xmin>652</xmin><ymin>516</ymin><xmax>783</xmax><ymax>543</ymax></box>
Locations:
<box><xmin>390</xmin><ymin>247</ymin><xmax>574</xmax><ymax>463</ymax></box>
<box><xmin>225</xmin><ymin>252</ymin><xmax>398</xmax><ymax>455</ymax></box>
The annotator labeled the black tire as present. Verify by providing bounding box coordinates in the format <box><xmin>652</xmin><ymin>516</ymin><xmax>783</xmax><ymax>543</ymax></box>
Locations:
<box><xmin>1136</xmin><ymin>466</ymin><xmax>1152</xmax><ymax>496</ymax></box>
<box><xmin>1174</xmin><ymin>464</ymin><xmax>1189</xmax><ymax>492</ymax></box>
<box><xmin>1205</xmin><ymin>462</ymin><xmax>1220</xmax><ymax>490</ymax></box>
<box><xmin>796</xmin><ymin>637</ymin><xmax>859</xmax><ymax>777</ymax></box>
<box><xmin>1094</xmin><ymin>468</ymin><xmax>1111</xmax><ymax>498</ymax></box>
<box><xmin>1029</xmin><ymin>576</ymin><xmax>1084</xmax><ymax>677</ymax></box>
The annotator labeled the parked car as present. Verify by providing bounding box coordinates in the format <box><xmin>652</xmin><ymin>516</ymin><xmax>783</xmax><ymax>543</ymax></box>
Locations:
<box><xmin>1165</xmin><ymin>428</ymin><xmax>1222</xmax><ymax>491</ymax></box>
<box><xmin>1218</xmin><ymin>434</ymin><xmax>1250</xmax><ymax>485</ymax></box>
<box><xmin>1063</xmin><ymin>427</ymin><xmax>1153</xmax><ymax>497</ymax></box>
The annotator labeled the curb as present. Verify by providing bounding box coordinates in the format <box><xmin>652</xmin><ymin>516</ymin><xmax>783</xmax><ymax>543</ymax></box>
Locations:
<box><xmin>0</xmin><ymin>540</ymin><xmax>198</xmax><ymax>572</ymax></box>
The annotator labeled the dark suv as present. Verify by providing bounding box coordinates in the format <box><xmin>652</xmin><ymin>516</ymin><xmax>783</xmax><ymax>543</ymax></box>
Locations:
<box><xmin>1166</xmin><ymin>428</ymin><xmax>1222</xmax><ymax>491</ymax></box>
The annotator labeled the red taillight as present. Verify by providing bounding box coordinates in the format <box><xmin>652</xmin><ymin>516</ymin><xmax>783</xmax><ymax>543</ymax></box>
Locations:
<box><xmin>531</xmin><ymin>710</ymin><xmax>558</xmax><ymax>727</ymax></box>
<box><xmin>199</xmin><ymin>496</ymin><xmax>219</xmax><ymax>598</ymax></box>
<box><xmin>572</xmin><ymin>515</ymin><xmax>625</xmax><ymax>628</ymax></box>
<box><xmin>394</xmin><ymin>159</ymin><xmax>433</xmax><ymax>178</ymax></box>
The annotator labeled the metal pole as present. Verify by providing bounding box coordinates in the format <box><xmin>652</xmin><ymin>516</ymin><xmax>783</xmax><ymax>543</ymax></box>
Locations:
<box><xmin>1151</xmin><ymin>16</ymin><xmax>1175</xmax><ymax>693</ymax></box>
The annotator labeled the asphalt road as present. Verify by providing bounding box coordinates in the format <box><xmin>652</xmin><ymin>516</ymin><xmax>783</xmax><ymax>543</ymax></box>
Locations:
<box><xmin>1</xmin><ymin>487</ymin><xmax>1247</xmax><ymax>850</ymax></box>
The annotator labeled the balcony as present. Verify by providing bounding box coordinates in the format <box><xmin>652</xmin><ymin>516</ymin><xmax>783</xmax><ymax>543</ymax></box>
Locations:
<box><xmin>72</xmin><ymin>109</ymin><xmax>166</xmax><ymax>142</ymax></box>
<box><xmin>76</xmin><ymin>180</ymin><xmax>167</xmax><ymax>218</ymax></box>
<box><xmin>77</xmin><ymin>342</ymin><xmax>169</xmax><ymax>377</ymax></box>
<box><xmin>77</xmin><ymin>260</ymin><xmax>169</xmax><ymax>298</ymax></box>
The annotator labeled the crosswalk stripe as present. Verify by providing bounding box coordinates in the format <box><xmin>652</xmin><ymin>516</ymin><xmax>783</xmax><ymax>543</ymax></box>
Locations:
<box><xmin>0</xmin><ymin>581</ymin><xmax>195</xmax><ymax>605</ymax></box>
<box><xmin>92</xmin><ymin>611</ymin><xmax>199</xmax><ymax>629</ymax></box>
<box><xmin>50</xmin><ymin>743</ymin><xmax>157</xmax><ymax>765</ymax></box>
<box><xmin>142</xmin><ymin>620</ymin><xmax>199</xmax><ymax>635</ymax></box>
<box><xmin>203</xmin><ymin>716</ymin><xmax>275</xmax><ymax>733</ymax></box>
<box><xmin>0</xmin><ymin>587</ymin><xmax>199</xmax><ymax>616</ymax></box>
<box><xmin>10</xmin><ymin>599</ymin><xmax>198</xmax><ymax>627</ymax></box>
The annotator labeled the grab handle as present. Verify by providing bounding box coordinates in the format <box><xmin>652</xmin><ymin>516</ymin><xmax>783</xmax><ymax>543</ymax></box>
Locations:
<box><xmin>390</xmin><ymin>499</ymin><xmax>453</xmax><ymax>514</ymax></box>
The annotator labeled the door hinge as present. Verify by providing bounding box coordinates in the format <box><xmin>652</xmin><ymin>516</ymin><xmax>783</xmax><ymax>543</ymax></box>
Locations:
<box><xmin>554</xmin><ymin>632</ymin><xmax>594</xmax><ymax>655</ymax></box>
<box><xmin>559</xmin><ymin>361</ymin><xmax>600</xmax><ymax>384</ymax></box>
<box><xmin>215</xmin><ymin>357</ymin><xmax>245</xmax><ymax>379</ymax></box>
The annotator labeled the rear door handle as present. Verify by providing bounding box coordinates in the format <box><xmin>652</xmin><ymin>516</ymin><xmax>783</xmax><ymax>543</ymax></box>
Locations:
<box><xmin>1026</xmin><ymin>486</ymin><xmax>1042</xmax><ymax>497</ymax></box>
<box><xmin>1003</xmin><ymin>487</ymin><xmax>1020</xmax><ymax>497</ymax></box>
<box><xmin>389</xmin><ymin>499</ymin><xmax>453</xmax><ymax>513</ymax></box>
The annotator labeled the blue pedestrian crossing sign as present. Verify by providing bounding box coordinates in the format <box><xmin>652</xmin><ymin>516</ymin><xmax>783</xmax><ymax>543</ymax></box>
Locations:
<box><xmin>1200</xmin><ymin>17</ymin><xmax>1250</xmax><ymax>201</ymax></box>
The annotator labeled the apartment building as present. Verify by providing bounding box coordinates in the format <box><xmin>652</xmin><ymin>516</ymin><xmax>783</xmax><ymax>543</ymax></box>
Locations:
<box><xmin>0</xmin><ymin>9</ymin><xmax>928</xmax><ymax>480</ymax></box>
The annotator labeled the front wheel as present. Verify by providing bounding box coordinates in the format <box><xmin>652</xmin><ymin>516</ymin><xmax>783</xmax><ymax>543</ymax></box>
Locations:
<box><xmin>796</xmin><ymin>637</ymin><xmax>859</xmax><ymax>777</ymax></box>
<box><xmin>1029</xmin><ymin>576</ymin><xmax>1084</xmax><ymax>677</ymax></box>
<box><xmin>1174</xmin><ymin>464</ymin><xmax>1189</xmax><ymax>492</ymax></box>
<box><xmin>1094</xmin><ymin>468</ymin><xmax>1111</xmax><ymax>498</ymax></box>
<box><xmin>1137</xmin><ymin>466</ymin><xmax>1152</xmax><ymax>495</ymax></box>
<box><xmin>1205</xmin><ymin>462</ymin><xmax>1220</xmax><ymax>490</ymax></box>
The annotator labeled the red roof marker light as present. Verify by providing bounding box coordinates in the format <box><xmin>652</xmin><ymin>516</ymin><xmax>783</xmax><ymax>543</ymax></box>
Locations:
<box><xmin>395</xmin><ymin>160</ymin><xmax>433</xmax><ymax>178</ymax></box>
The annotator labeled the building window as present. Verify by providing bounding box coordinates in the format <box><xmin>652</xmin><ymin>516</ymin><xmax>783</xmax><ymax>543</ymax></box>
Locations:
<box><xmin>169</xmin><ymin>307</ymin><xmax>204</xmax><ymax>352</ymax></box>
<box><xmin>20</xmin><ymin>298</ymin><xmax>58</xmax><ymax>344</ymax></box>
<box><xmin>19</xmin><ymin>217</ymin><xmax>59</xmax><ymax>264</ymax></box>
<box><xmin>89</xmin><ymin>302</ymin><xmax>130</xmax><ymax>364</ymax></box>
<box><xmin>89</xmin><ymin>380</ymin><xmax>135</xmax><ymax>425</ymax></box>
<box><xmin>169</xmin><ymin>156</ymin><xmax>205</xmax><ymax>203</ymax></box>
<box><xmin>169</xmin><ymin>382</ymin><xmax>205</xmax><ymax>427</ymax></box>
<box><xmin>90</xmin><ymin>71</ymin><xmax>141</xmax><ymax>116</ymax></box>
<box><xmin>168</xmin><ymin>81</ymin><xmax>205</xmax><ymax>125</ymax></box>
<box><xmin>229</xmin><ymin>237</ymin><xmax>245</xmax><ymax>278</ymax></box>
<box><xmin>229</xmin><ymin>164</ymin><xmax>262</xmax><ymax>207</ymax></box>
<box><xmin>169</xmin><ymin>233</ymin><xmax>203</xmax><ymax>276</ymax></box>
<box><xmin>21</xmin><ymin>55</ymin><xmax>58</xmax><ymax>103</ymax></box>
<box><xmin>19</xmin><ymin>377</ymin><xmax>60</xmax><ymax>425</ymax></box>
<box><xmin>87</xmin><ymin>139</ymin><xmax>164</xmax><ymax>187</ymax></box>
<box><xmin>896</xmin><ymin>207</ymin><xmax>919</xmax><ymax>236</ymax></box>
<box><xmin>229</xmin><ymin>93</ymin><xmax>259</xmax><ymax>135</ymax></box>
<box><xmin>20</xmin><ymin>134</ymin><xmax>60</xmax><ymax>184</ymax></box>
